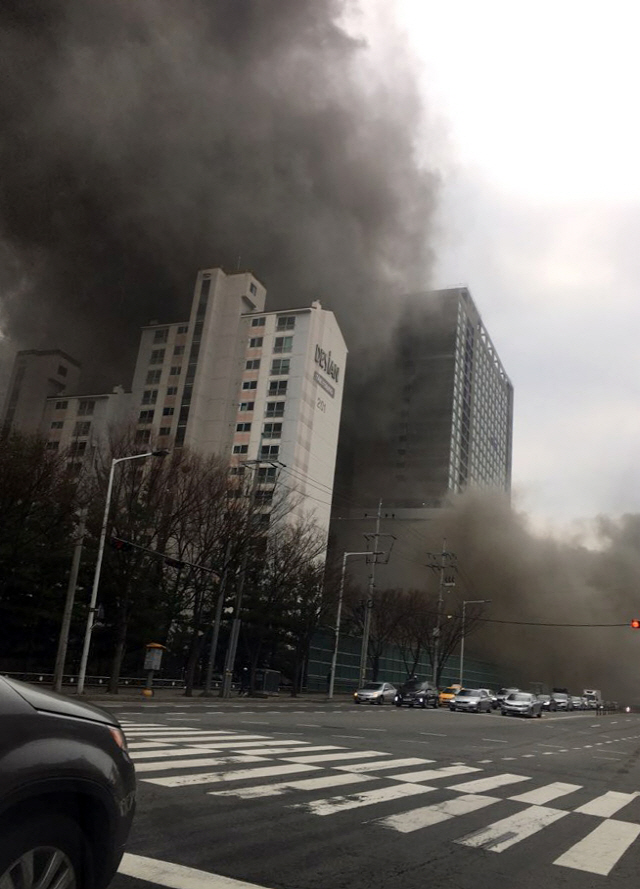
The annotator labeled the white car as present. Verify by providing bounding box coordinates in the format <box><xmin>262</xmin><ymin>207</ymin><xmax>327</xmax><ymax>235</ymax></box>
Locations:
<box><xmin>354</xmin><ymin>681</ymin><xmax>397</xmax><ymax>704</ymax></box>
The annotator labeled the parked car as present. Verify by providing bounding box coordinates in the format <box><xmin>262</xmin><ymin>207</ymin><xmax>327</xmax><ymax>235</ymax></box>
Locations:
<box><xmin>0</xmin><ymin>675</ymin><xmax>135</xmax><ymax>889</ymax></box>
<box><xmin>551</xmin><ymin>692</ymin><xmax>570</xmax><ymax>711</ymax></box>
<box><xmin>496</xmin><ymin>687</ymin><xmax>520</xmax><ymax>708</ymax></box>
<box><xmin>353</xmin><ymin>681</ymin><xmax>397</xmax><ymax>704</ymax></box>
<box><xmin>450</xmin><ymin>688</ymin><xmax>493</xmax><ymax>713</ymax></box>
<box><xmin>394</xmin><ymin>679</ymin><xmax>439</xmax><ymax>708</ymax></box>
<box><xmin>537</xmin><ymin>694</ymin><xmax>556</xmax><ymax>711</ymax></box>
<box><xmin>501</xmin><ymin>692</ymin><xmax>543</xmax><ymax>718</ymax></box>
<box><xmin>570</xmin><ymin>695</ymin><xmax>584</xmax><ymax>710</ymax></box>
<box><xmin>479</xmin><ymin>688</ymin><xmax>498</xmax><ymax>708</ymax></box>
<box><xmin>439</xmin><ymin>684</ymin><xmax>462</xmax><ymax>706</ymax></box>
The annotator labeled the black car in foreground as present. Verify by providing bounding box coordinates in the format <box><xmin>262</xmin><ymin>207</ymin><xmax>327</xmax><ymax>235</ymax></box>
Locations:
<box><xmin>0</xmin><ymin>675</ymin><xmax>135</xmax><ymax>889</ymax></box>
<box><xmin>394</xmin><ymin>679</ymin><xmax>439</xmax><ymax>708</ymax></box>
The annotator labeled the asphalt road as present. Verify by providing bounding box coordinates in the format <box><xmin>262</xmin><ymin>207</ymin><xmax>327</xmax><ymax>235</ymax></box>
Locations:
<box><xmin>103</xmin><ymin>699</ymin><xmax>640</xmax><ymax>889</ymax></box>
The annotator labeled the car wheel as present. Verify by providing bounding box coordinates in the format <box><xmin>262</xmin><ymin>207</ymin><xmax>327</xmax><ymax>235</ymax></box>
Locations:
<box><xmin>537</xmin><ymin>711</ymin><xmax>542</xmax><ymax>718</ymax></box>
<box><xmin>378</xmin><ymin>697</ymin><xmax>383</xmax><ymax>705</ymax></box>
<box><xmin>0</xmin><ymin>814</ymin><xmax>89</xmax><ymax>889</ymax></box>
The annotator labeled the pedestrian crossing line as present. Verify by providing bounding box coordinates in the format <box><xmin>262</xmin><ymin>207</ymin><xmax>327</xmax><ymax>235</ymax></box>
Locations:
<box><xmin>335</xmin><ymin>757</ymin><xmax>436</xmax><ymax>773</ymax></box>
<box><xmin>390</xmin><ymin>765</ymin><xmax>480</xmax><ymax>783</ymax></box>
<box><xmin>143</xmin><ymin>763</ymin><xmax>320</xmax><ymax>788</ymax></box>
<box><xmin>135</xmin><ymin>754</ymin><xmax>268</xmax><ymax>773</ymax></box>
<box><xmin>574</xmin><ymin>790</ymin><xmax>639</xmax><ymax>818</ymax></box>
<box><xmin>378</xmin><ymin>792</ymin><xmax>500</xmax><ymax>833</ymax></box>
<box><xmin>456</xmin><ymin>804</ymin><xmax>568</xmax><ymax>852</ymax></box>
<box><xmin>554</xmin><ymin>819</ymin><xmax>640</xmax><ymax>875</ymax></box>
<box><xmin>281</xmin><ymin>751</ymin><xmax>387</xmax><ymax>764</ymax></box>
<box><xmin>448</xmin><ymin>773</ymin><xmax>531</xmax><ymax>794</ymax></box>
<box><xmin>232</xmin><ymin>746</ymin><xmax>344</xmax><ymax>756</ymax></box>
<box><xmin>292</xmin><ymin>782</ymin><xmax>435</xmax><ymax>816</ymax></box>
<box><xmin>130</xmin><ymin>746</ymin><xmax>252</xmax><ymax>760</ymax></box>
<box><xmin>127</xmin><ymin>741</ymin><xmax>180</xmax><ymax>750</ymax></box>
<box><xmin>210</xmin><ymin>773</ymin><xmax>374</xmax><ymax>800</ymax></box>
<box><xmin>509</xmin><ymin>783</ymin><xmax>582</xmax><ymax>805</ymax></box>
<box><xmin>129</xmin><ymin>734</ymin><xmax>273</xmax><ymax>745</ymax></box>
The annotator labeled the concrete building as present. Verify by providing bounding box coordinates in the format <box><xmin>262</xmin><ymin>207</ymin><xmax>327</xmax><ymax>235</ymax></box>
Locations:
<box><xmin>1</xmin><ymin>350</ymin><xmax>81</xmax><ymax>438</ymax></box>
<box><xmin>40</xmin><ymin>386</ymin><xmax>132</xmax><ymax>464</ymax></box>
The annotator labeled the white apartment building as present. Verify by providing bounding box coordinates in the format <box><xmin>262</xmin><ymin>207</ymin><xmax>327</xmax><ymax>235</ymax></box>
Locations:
<box><xmin>41</xmin><ymin>386</ymin><xmax>132</xmax><ymax>463</ymax></box>
<box><xmin>1</xmin><ymin>349</ymin><xmax>81</xmax><ymax>438</ymax></box>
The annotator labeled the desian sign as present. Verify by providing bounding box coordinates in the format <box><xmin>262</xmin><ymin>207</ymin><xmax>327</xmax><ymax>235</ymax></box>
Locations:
<box><xmin>315</xmin><ymin>345</ymin><xmax>340</xmax><ymax>383</ymax></box>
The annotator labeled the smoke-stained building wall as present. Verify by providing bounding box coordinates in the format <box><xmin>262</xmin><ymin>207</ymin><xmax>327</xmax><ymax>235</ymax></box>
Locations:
<box><xmin>1</xmin><ymin>349</ymin><xmax>81</xmax><ymax>438</ymax></box>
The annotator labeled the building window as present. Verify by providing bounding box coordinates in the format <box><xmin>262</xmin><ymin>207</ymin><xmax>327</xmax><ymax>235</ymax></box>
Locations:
<box><xmin>153</xmin><ymin>328</ymin><xmax>169</xmax><ymax>343</ymax></box>
<box><xmin>268</xmin><ymin>380</ymin><xmax>287</xmax><ymax>396</ymax></box>
<box><xmin>135</xmin><ymin>429</ymin><xmax>151</xmax><ymax>444</ymax></box>
<box><xmin>163</xmin><ymin>407</ymin><xmax>175</xmax><ymax>416</ymax></box>
<box><xmin>57</xmin><ymin>365</ymin><xmax>68</xmax><ymax>377</ymax></box>
<box><xmin>142</xmin><ymin>389</ymin><xmax>158</xmax><ymax>405</ymax></box>
<box><xmin>170</xmin><ymin>366</ymin><xmax>181</xmax><ymax>376</ymax></box>
<box><xmin>150</xmin><ymin>349</ymin><xmax>165</xmax><ymax>364</ymax></box>
<box><xmin>46</xmin><ymin>441</ymin><xmax>59</xmax><ymax>451</ymax></box>
<box><xmin>74</xmin><ymin>421</ymin><xmax>91</xmax><ymax>436</ymax></box>
<box><xmin>239</xmin><ymin>402</ymin><xmax>254</xmax><ymax>412</ymax></box>
<box><xmin>270</xmin><ymin>358</ymin><xmax>290</xmax><ymax>375</ymax></box>
<box><xmin>178</xmin><ymin>325</ymin><xmax>189</xmax><ymax>334</ymax></box>
<box><xmin>55</xmin><ymin>400</ymin><xmax>68</xmax><ymax>410</ymax></box>
<box><xmin>236</xmin><ymin>422</ymin><xmax>252</xmax><ymax>432</ymax></box>
<box><xmin>69</xmin><ymin>441</ymin><xmax>87</xmax><ymax>456</ymax></box>
<box><xmin>166</xmin><ymin>386</ymin><xmax>178</xmax><ymax>396</ymax></box>
<box><xmin>249</xmin><ymin>337</ymin><xmax>263</xmax><ymax>348</ymax></box>
<box><xmin>77</xmin><ymin>400</ymin><xmax>95</xmax><ymax>416</ymax></box>
<box><xmin>138</xmin><ymin>410</ymin><xmax>154</xmax><ymax>424</ymax></box>
<box><xmin>265</xmin><ymin>401</ymin><xmax>285</xmax><ymax>417</ymax></box>
<box><xmin>273</xmin><ymin>336</ymin><xmax>293</xmax><ymax>354</ymax></box>
<box><xmin>146</xmin><ymin>370</ymin><xmax>161</xmax><ymax>385</ymax></box>
<box><xmin>262</xmin><ymin>422</ymin><xmax>282</xmax><ymax>439</ymax></box>
<box><xmin>229</xmin><ymin>466</ymin><xmax>246</xmax><ymax>476</ymax></box>
<box><xmin>249</xmin><ymin>283</ymin><xmax>258</xmax><ymax>296</ymax></box>
<box><xmin>173</xmin><ymin>345</ymin><xmax>185</xmax><ymax>356</ymax></box>
<box><xmin>50</xmin><ymin>421</ymin><xmax>63</xmax><ymax>430</ymax></box>
<box><xmin>254</xmin><ymin>489</ymin><xmax>273</xmax><ymax>505</ymax></box>
<box><xmin>258</xmin><ymin>466</ymin><xmax>277</xmax><ymax>481</ymax></box>
<box><xmin>159</xmin><ymin>426</ymin><xmax>172</xmax><ymax>436</ymax></box>
<box><xmin>242</xmin><ymin>380</ymin><xmax>258</xmax><ymax>390</ymax></box>
<box><xmin>245</xmin><ymin>359</ymin><xmax>261</xmax><ymax>370</ymax></box>
<box><xmin>233</xmin><ymin>444</ymin><xmax>249</xmax><ymax>454</ymax></box>
<box><xmin>251</xmin><ymin>316</ymin><xmax>264</xmax><ymax>327</ymax></box>
<box><xmin>260</xmin><ymin>444</ymin><xmax>280</xmax><ymax>459</ymax></box>
<box><xmin>276</xmin><ymin>316</ymin><xmax>295</xmax><ymax>331</ymax></box>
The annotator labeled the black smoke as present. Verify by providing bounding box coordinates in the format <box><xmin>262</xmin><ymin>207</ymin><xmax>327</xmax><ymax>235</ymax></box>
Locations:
<box><xmin>0</xmin><ymin>0</ymin><xmax>437</xmax><ymax>389</ymax></box>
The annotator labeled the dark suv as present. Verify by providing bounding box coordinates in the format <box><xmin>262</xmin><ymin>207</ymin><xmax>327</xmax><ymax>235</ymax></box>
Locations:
<box><xmin>0</xmin><ymin>676</ymin><xmax>136</xmax><ymax>889</ymax></box>
<box><xmin>394</xmin><ymin>679</ymin><xmax>439</xmax><ymax>708</ymax></box>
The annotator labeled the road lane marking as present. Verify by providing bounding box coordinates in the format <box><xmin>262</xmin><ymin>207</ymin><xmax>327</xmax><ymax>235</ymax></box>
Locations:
<box><xmin>127</xmin><ymin>741</ymin><xmax>178</xmax><ymax>750</ymax></box>
<box><xmin>554</xmin><ymin>819</ymin><xmax>640</xmax><ymax>875</ymax></box>
<box><xmin>282</xmin><ymin>751</ymin><xmax>386</xmax><ymax>763</ymax></box>
<box><xmin>134</xmin><ymin>755</ymin><xmax>268</xmax><ymax>772</ymax></box>
<box><xmin>482</xmin><ymin>738</ymin><xmax>508</xmax><ymax>743</ymax></box>
<box><xmin>143</xmin><ymin>763</ymin><xmax>319</xmax><ymax>787</ymax></box>
<box><xmin>420</xmin><ymin>732</ymin><xmax>446</xmax><ymax>737</ymax></box>
<box><xmin>379</xmin><ymin>793</ymin><xmax>499</xmax><ymax>832</ymax></box>
<box><xmin>574</xmin><ymin>790</ymin><xmax>639</xmax><ymax>818</ymax></box>
<box><xmin>293</xmin><ymin>782</ymin><xmax>434</xmax><ymax>815</ymax></box>
<box><xmin>449</xmin><ymin>773</ymin><xmax>530</xmax><ymax>793</ymax></box>
<box><xmin>456</xmin><ymin>804</ymin><xmax>567</xmax><ymax>852</ymax></box>
<box><xmin>119</xmin><ymin>853</ymin><xmax>275</xmax><ymax>888</ymax></box>
<box><xmin>209</xmin><ymin>773</ymin><xmax>372</xmax><ymax>799</ymax></box>
<box><xmin>335</xmin><ymin>758</ymin><xmax>435</xmax><ymax>773</ymax></box>
<box><xmin>233</xmin><ymin>746</ymin><xmax>343</xmax><ymax>755</ymax></box>
<box><xmin>509</xmin><ymin>783</ymin><xmax>582</xmax><ymax>805</ymax></box>
<box><xmin>391</xmin><ymin>765</ymin><xmax>480</xmax><ymax>783</ymax></box>
<box><xmin>130</xmin><ymin>747</ymin><xmax>266</xmax><ymax>760</ymax></box>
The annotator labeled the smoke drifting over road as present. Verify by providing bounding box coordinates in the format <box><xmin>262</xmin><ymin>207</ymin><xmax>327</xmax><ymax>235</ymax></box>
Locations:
<box><xmin>0</xmin><ymin>0</ymin><xmax>437</xmax><ymax>388</ymax></box>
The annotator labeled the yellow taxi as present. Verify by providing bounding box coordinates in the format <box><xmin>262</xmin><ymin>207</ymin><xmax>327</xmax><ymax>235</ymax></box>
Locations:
<box><xmin>439</xmin><ymin>684</ymin><xmax>462</xmax><ymax>706</ymax></box>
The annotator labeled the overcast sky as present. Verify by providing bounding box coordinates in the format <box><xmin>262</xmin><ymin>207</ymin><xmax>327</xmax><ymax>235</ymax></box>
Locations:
<box><xmin>376</xmin><ymin>0</ymin><xmax>640</xmax><ymax>536</ymax></box>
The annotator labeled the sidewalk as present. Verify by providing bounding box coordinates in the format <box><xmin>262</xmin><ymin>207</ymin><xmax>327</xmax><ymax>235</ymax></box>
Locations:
<box><xmin>58</xmin><ymin>686</ymin><xmax>353</xmax><ymax>705</ymax></box>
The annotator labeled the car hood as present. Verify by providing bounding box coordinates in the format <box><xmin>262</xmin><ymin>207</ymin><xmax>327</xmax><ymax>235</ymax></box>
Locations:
<box><xmin>3</xmin><ymin>677</ymin><xmax>117</xmax><ymax>726</ymax></box>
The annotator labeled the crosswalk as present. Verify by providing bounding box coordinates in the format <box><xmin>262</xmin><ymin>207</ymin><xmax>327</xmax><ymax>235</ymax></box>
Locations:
<box><xmin>121</xmin><ymin>720</ymin><xmax>640</xmax><ymax>877</ymax></box>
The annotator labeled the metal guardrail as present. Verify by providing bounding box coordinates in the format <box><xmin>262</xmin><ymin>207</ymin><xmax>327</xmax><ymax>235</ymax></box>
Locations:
<box><xmin>1</xmin><ymin>671</ymin><xmax>192</xmax><ymax>689</ymax></box>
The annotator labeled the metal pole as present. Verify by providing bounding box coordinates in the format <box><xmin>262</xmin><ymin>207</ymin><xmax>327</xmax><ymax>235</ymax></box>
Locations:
<box><xmin>53</xmin><ymin>508</ymin><xmax>87</xmax><ymax>693</ymax></box>
<box><xmin>432</xmin><ymin>538</ymin><xmax>446</xmax><ymax>687</ymax></box>
<box><xmin>329</xmin><ymin>551</ymin><xmax>372</xmax><ymax>698</ymax></box>
<box><xmin>202</xmin><ymin>541</ymin><xmax>232</xmax><ymax>696</ymax></box>
<box><xmin>459</xmin><ymin>601</ymin><xmax>466</xmax><ymax>688</ymax></box>
<box><xmin>77</xmin><ymin>451</ymin><xmax>156</xmax><ymax>694</ymax></box>
<box><xmin>358</xmin><ymin>499</ymin><xmax>382</xmax><ymax>688</ymax></box>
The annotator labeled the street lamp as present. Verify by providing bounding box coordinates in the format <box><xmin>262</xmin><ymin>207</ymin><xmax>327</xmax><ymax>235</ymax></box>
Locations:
<box><xmin>328</xmin><ymin>551</ymin><xmax>380</xmax><ymax>698</ymax></box>
<box><xmin>76</xmin><ymin>449</ymin><xmax>168</xmax><ymax>694</ymax></box>
<box><xmin>459</xmin><ymin>598</ymin><xmax>491</xmax><ymax>687</ymax></box>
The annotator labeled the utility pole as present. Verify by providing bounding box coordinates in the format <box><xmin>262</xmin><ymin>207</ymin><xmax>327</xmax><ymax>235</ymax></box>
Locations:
<box><xmin>53</xmin><ymin>508</ymin><xmax>87</xmax><ymax>693</ymax></box>
<box><xmin>426</xmin><ymin>540</ymin><xmax>457</xmax><ymax>687</ymax></box>
<box><xmin>358</xmin><ymin>500</ymin><xmax>384</xmax><ymax>688</ymax></box>
<box><xmin>201</xmin><ymin>540</ymin><xmax>232</xmax><ymax>696</ymax></box>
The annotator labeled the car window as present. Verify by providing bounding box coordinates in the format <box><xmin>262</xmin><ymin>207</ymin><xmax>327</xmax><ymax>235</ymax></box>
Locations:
<box><xmin>511</xmin><ymin>693</ymin><xmax>532</xmax><ymax>701</ymax></box>
<box><xmin>362</xmin><ymin>682</ymin><xmax>382</xmax><ymax>690</ymax></box>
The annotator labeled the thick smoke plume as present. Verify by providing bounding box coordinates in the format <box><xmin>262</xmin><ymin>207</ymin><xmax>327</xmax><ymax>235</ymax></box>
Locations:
<box><xmin>0</xmin><ymin>0</ymin><xmax>437</xmax><ymax>389</ymax></box>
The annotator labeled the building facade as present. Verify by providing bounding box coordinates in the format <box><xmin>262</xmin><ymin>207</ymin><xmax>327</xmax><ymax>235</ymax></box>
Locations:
<box><xmin>1</xmin><ymin>350</ymin><xmax>81</xmax><ymax>438</ymax></box>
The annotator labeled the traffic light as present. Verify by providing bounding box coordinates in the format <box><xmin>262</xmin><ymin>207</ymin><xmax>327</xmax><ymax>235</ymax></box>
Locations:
<box><xmin>109</xmin><ymin>537</ymin><xmax>132</xmax><ymax>552</ymax></box>
<box><xmin>630</xmin><ymin>619</ymin><xmax>640</xmax><ymax>629</ymax></box>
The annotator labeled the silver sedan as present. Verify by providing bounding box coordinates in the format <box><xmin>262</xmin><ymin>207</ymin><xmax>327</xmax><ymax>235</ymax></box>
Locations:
<box><xmin>353</xmin><ymin>681</ymin><xmax>397</xmax><ymax>704</ymax></box>
<box><xmin>501</xmin><ymin>692</ymin><xmax>542</xmax><ymax>718</ymax></box>
<box><xmin>450</xmin><ymin>688</ymin><xmax>493</xmax><ymax>713</ymax></box>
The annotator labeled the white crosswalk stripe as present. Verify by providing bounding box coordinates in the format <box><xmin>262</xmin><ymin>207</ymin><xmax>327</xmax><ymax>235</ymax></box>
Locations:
<box><xmin>210</xmin><ymin>773</ymin><xmax>373</xmax><ymax>799</ymax></box>
<box><xmin>554</xmin><ymin>819</ymin><xmax>640</xmax><ymax>875</ymax></box>
<box><xmin>456</xmin><ymin>804</ymin><xmax>568</xmax><ymax>852</ymax></box>
<box><xmin>390</xmin><ymin>765</ymin><xmax>480</xmax><ymax>783</ymax></box>
<box><xmin>509</xmin><ymin>782</ymin><xmax>582</xmax><ymax>805</ymax></box>
<box><xmin>135</xmin><ymin>755</ymin><xmax>267</xmax><ymax>772</ymax></box>
<box><xmin>293</xmin><ymin>782</ymin><xmax>435</xmax><ymax>816</ymax></box>
<box><xmin>144</xmin><ymin>763</ymin><xmax>320</xmax><ymax>788</ymax></box>
<box><xmin>574</xmin><ymin>790</ymin><xmax>639</xmax><ymax>818</ymax></box>
<box><xmin>281</xmin><ymin>750</ymin><xmax>386</xmax><ymax>764</ymax></box>
<box><xmin>335</xmin><ymin>757</ymin><xmax>435</xmax><ymax>773</ymax></box>
<box><xmin>448</xmin><ymin>773</ymin><xmax>530</xmax><ymax>794</ymax></box>
<box><xmin>378</xmin><ymin>792</ymin><xmax>499</xmax><ymax>833</ymax></box>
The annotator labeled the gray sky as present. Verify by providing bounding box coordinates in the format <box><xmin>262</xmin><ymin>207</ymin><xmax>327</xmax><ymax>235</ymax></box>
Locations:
<box><xmin>378</xmin><ymin>0</ymin><xmax>640</xmax><ymax>535</ymax></box>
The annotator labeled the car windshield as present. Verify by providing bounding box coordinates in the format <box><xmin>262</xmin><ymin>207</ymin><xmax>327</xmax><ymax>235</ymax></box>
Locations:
<box><xmin>443</xmin><ymin>687</ymin><xmax>459</xmax><ymax>695</ymax></box>
<box><xmin>538</xmin><ymin>694</ymin><xmax>550</xmax><ymax>700</ymax></box>
<box><xmin>458</xmin><ymin>689</ymin><xmax>479</xmax><ymax>697</ymax></box>
<box><xmin>509</xmin><ymin>694</ymin><xmax>532</xmax><ymax>701</ymax></box>
<box><xmin>553</xmin><ymin>694</ymin><xmax>568</xmax><ymax>700</ymax></box>
<box><xmin>362</xmin><ymin>683</ymin><xmax>382</xmax><ymax>690</ymax></box>
<box><xmin>499</xmin><ymin>688</ymin><xmax>519</xmax><ymax>695</ymax></box>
